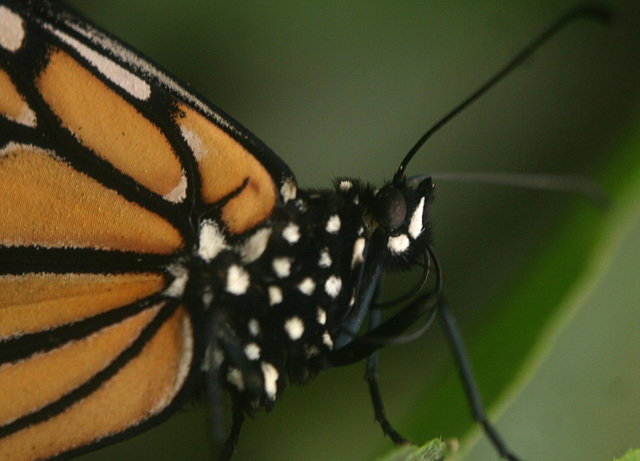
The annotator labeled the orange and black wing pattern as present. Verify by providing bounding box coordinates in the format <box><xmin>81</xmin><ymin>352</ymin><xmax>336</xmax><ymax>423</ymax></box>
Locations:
<box><xmin>0</xmin><ymin>0</ymin><xmax>295</xmax><ymax>459</ymax></box>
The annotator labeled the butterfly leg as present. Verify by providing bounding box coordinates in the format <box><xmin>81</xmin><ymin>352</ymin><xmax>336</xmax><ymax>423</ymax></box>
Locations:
<box><xmin>438</xmin><ymin>299</ymin><xmax>520</xmax><ymax>461</ymax></box>
<box><xmin>218</xmin><ymin>395</ymin><xmax>245</xmax><ymax>461</ymax></box>
<box><xmin>366</xmin><ymin>350</ymin><xmax>410</xmax><ymax>444</ymax></box>
<box><xmin>205</xmin><ymin>346</ymin><xmax>226</xmax><ymax>452</ymax></box>
<box><xmin>365</xmin><ymin>284</ymin><xmax>410</xmax><ymax>445</ymax></box>
<box><xmin>205</xmin><ymin>310</ymin><xmax>249</xmax><ymax>461</ymax></box>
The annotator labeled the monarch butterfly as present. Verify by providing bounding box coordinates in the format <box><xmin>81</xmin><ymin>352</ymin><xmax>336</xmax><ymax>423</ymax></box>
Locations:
<box><xmin>0</xmin><ymin>1</ymin><xmax>632</xmax><ymax>461</ymax></box>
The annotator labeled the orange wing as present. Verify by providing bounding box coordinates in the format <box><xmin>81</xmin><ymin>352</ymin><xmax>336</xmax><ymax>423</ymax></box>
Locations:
<box><xmin>0</xmin><ymin>0</ymin><xmax>295</xmax><ymax>459</ymax></box>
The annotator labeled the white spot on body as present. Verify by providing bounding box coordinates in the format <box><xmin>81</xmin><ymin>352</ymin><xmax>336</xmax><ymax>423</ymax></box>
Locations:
<box><xmin>322</xmin><ymin>332</ymin><xmax>334</xmax><ymax>349</ymax></box>
<box><xmin>227</xmin><ymin>368</ymin><xmax>245</xmax><ymax>391</ymax></box>
<box><xmin>282</xmin><ymin>223</ymin><xmax>300</xmax><ymax>244</ymax></box>
<box><xmin>0</xmin><ymin>6</ymin><xmax>24</xmax><ymax>52</ymax></box>
<box><xmin>261</xmin><ymin>362</ymin><xmax>279</xmax><ymax>400</ymax></box>
<box><xmin>325</xmin><ymin>214</ymin><xmax>341</xmax><ymax>234</ymax></box>
<box><xmin>318</xmin><ymin>248</ymin><xmax>332</xmax><ymax>268</ymax></box>
<box><xmin>272</xmin><ymin>257</ymin><xmax>292</xmax><ymax>278</ymax></box>
<box><xmin>305</xmin><ymin>345</ymin><xmax>320</xmax><ymax>358</ymax></box>
<box><xmin>295</xmin><ymin>199</ymin><xmax>307</xmax><ymax>212</ymax></box>
<box><xmin>268</xmin><ymin>285</ymin><xmax>283</xmax><ymax>306</ymax></box>
<box><xmin>248</xmin><ymin>318</ymin><xmax>260</xmax><ymax>337</ymax></box>
<box><xmin>241</xmin><ymin>227</ymin><xmax>272</xmax><ymax>263</ymax></box>
<box><xmin>244</xmin><ymin>343</ymin><xmax>261</xmax><ymax>360</ymax></box>
<box><xmin>324</xmin><ymin>275</ymin><xmax>342</xmax><ymax>299</ymax></box>
<box><xmin>202</xmin><ymin>290</ymin><xmax>214</xmax><ymax>308</ymax></box>
<box><xmin>198</xmin><ymin>221</ymin><xmax>228</xmax><ymax>262</ymax></box>
<box><xmin>388</xmin><ymin>234</ymin><xmax>410</xmax><ymax>254</ymax></box>
<box><xmin>281</xmin><ymin>178</ymin><xmax>297</xmax><ymax>203</ymax></box>
<box><xmin>297</xmin><ymin>277</ymin><xmax>316</xmax><ymax>296</ymax></box>
<box><xmin>226</xmin><ymin>265</ymin><xmax>250</xmax><ymax>295</ymax></box>
<box><xmin>339</xmin><ymin>180</ymin><xmax>353</xmax><ymax>191</ymax></box>
<box><xmin>212</xmin><ymin>348</ymin><xmax>225</xmax><ymax>368</ymax></box>
<box><xmin>351</xmin><ymin>237</ymin><xmax>366</xmax><ymax>267</ymax></box>
<box><xmin>284</xmin><ymin>317</ymin><xmax>305</xmax><ymax>340</ymax></box>
<box><xmin>48</xmin><ymin>27</ymin><xmax>151</xmax><ymax>100</ymax></box>
<box><xmin>408</xmin><ymin>197</ymin><xmax>425</xmax><ymax>239</ymax></box>
<box><xmin>316</xmin><ymin>308</ymin><xmax>327</xmax><ymax>325</ymax></box>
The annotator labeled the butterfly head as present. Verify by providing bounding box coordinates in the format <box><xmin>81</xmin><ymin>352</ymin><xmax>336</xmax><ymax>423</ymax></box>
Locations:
<box><xmin>338</xmin><ymin>175</ymin><xmax>434</xmax><ymax>272</ymax></box>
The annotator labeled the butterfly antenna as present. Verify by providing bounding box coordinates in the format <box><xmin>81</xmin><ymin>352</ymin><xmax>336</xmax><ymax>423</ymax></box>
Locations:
<box><xmin>393</xmin><ymin>5</ymin><xmax>611</xmax><ymax>185</ymax></box>
<box><xmin>410</xmin><ymin>172</ymin><xmax>610</xmax><ymax>207</ymax></box>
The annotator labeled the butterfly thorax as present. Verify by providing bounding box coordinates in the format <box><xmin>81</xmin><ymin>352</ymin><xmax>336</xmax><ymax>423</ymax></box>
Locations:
<box><xmin>191</xmin><ymin>177</ymin><xmax>434</xmax><ymax>412</ymax></box>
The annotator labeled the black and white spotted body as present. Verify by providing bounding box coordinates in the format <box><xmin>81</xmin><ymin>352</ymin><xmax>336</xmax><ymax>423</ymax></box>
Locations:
<box><xmin>191</xmin><ymin>177</ymin><xmax>434</xmax><ymax>413</ymax></box>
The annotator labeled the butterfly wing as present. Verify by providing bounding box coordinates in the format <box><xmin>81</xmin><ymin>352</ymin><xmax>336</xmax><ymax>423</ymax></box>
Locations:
<box><xmin>0</xmin><ymin>0</ymin><xmax>295</xmax><ymax>459</ymax></box>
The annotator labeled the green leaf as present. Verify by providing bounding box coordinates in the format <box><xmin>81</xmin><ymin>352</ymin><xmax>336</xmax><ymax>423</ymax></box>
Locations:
<box><xmin>615</xmin><ymin>449</ymin><xmax>640</xmax><ymax>461</ymax></box>
<box><xmin>379</xmin><ymin>439</ymin><xmax>448</xmax><ymax>461</ymax></box>
<box><xmin>461</xmin><ymin>110</ymin><xmax>640</xmax><ymax>459</ymax></box>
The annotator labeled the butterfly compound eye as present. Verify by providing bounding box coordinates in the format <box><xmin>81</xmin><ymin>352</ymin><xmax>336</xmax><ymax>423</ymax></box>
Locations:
<box><xmin>374</xmin><ymin>187</ymin><xmax>407</xmax><ymax>231</ymax></box>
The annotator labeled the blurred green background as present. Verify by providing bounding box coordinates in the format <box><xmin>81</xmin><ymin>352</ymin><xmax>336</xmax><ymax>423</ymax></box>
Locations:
<box><xmin>62</xmin><ymin>1</ymin><xmax>640</xmax><ymax>460</ymax></box>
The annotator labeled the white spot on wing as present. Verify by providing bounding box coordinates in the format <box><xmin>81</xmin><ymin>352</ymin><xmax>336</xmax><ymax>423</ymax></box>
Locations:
<box><xmin>226</xmin><ymin>265</ymin><xmax>250</xmax><ymax>295</ymax></box>
<box><xmin>324</xmin><ymin>275</ymin><xmax>342</xmax><ymax>299</ymax></box>
<box><xmin>3</xmin><ymin>102</ymin><xmax>37</xmax><ymax>128</ymax></box>
<box><xmin>63</xmin><ymin>17</ymin><xmax>231</xmax><ymax>129</ymax></box>
<box><xmin>325</xmin><ymin>215</ymin><xmax>341</xmax><ymax>234</ymax></box>
<box><xmin>282</xmin><ymin>223</ymin><xmax>300</xmax><ymax>244</ymax></box>
<box><xmin>180</xmin><ymin>125</ymin><xmax>207</xmax><ymax>161</ymax></box>
<box><xmin>152</xmin><ymin>312</ymin><xmax>193</xmax><ymax>412</ymax></box>
<box><xmin>284</xmin><ymin>317</ymin><xmax>304</xmax><ymax>340</ymax></box>
<box><xmin>164</xmin><ymin>265</ymin><xmax>189</xmax><ymax>298</ymax></box>
<box><xmin>244</xmin><ymin>343</ymin><xmax>261</xmax><ymax>360</ymax></box>
<box><xmin>268</xmin><ymin>285</ymin><xmax>283</xmax><ymax>306</ymax></box>
<box><xmin>175</xmin><ymin>316</ymin><xmax>194</xmax><ymax>391</ymax></box>
<box><xmin>48</xmin><ymin>27</ymin><xmax>152</xmax><ymax>100</ymax></box>
<box><xmin>262</xmin><ymin>362</ymin><xmax>279</xmax><ymax>400</ymax></box>
<box><xmin>388</xmin><ymin>234</ymin><xmax>410</xmax><ymax>254</ymax></box>
<box><xmin>297</xmin><ymin>277</ymin><xmax>316</xmax><ymax>296</ymax></box>
<box><xmin>198</xmin><ymin>221</ymin><xmax>228</xmax><ymax>262</ymax></box>
<box><xmin>163</xmin><ymin>171</ymin><xmax>187</xmax><ymax>203</ymax></box>
<box><xmin>351</xmin><ymin>238</ymin><xmax>366</xmax><ymax>267</ymax></box>
<box><xmin>272</xmin><ymin>257</ymin><xmax>292</xmax><ymax>278</ymax></box>
<box><xmin>241</xmin><ymin>227</ymin><xmax>272</xmax><ymax>263</ymax></box>
<box><xmin>408</xmin><ymin>197</ymin><xmax>425</xmax><ymax>239</ymax></box>
<box><xmin>0</xmin><ymin>6</ymin><xmax>24</xmax><ymax>52</ymax></box>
